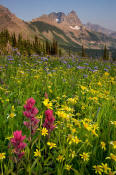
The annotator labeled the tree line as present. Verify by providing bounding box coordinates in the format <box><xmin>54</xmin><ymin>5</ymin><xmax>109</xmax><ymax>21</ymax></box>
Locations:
<box><xmin>0</xmin><ymin>29</ymin><xmax>59</xmax><ymax>56</ymax></box>
<box><xmin>81</xmin><ymin>45</ymin><xmax>110</xmax><ymax>60</ymax></box>
<box><xmin>0</xmin><ymin>29</ymin><xmax>110</xmax><ymax>60</ymax></box>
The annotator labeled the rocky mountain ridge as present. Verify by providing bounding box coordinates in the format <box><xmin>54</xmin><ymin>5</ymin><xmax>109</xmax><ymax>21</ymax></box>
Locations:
<box><xmin>0</xmin><ymin>4</ymin><xmax>116</xmax><ymax>54</ymax></box>
<box><xmin>86</xmin><ymin>22</ymin><xmax>116</xmax><ymax>38</ymax></box>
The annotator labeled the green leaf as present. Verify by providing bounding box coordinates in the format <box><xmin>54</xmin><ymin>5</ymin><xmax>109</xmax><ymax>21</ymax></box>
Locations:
<box><xmin>72</xmin><ymin>168</ymin><xmax>81</xmax><ymax>175</ymax></box>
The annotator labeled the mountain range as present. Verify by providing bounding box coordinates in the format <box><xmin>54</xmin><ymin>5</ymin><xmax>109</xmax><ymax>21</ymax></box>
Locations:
<box><xmin>85</xmin><ymin>22</ymin><xmax>116</xmax><ymax>39</ymax></box>
<box><xmin>0</xmin><ymin>5</ymin><xmax>116</xmax><ymax>57</ymax></box>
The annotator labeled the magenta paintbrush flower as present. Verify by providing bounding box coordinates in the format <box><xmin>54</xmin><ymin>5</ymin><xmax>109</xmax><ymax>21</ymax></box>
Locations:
<box><xmin>23</xmin><ymin>97</ymin><xmax>39</xmax><ymax>136</ymax></box>
<box><xmin>23</xmin><ymin>97</ymin><xmax>38</xmax><ymax>119</ymax></box>
<box><xmin>43</xmin><ymin>109</ymin><xmax>55</xmax><ymax>133</ymax></box>
<box><xmin>24</xmin><ymin>97</ymin><xmax>35</xmax><ymax>110</ymax></box>
<box><xmin>10</xmin><ymin>130</ymin><xmax>26</xmax><ymax>159</ymax></box>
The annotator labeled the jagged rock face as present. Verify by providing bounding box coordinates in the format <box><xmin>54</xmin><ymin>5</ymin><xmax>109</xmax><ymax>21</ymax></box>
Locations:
<box><xmin>66</xmin><ymin>11</ymin><xmax>82</xmax><ymax>26</ymax></box>
<box><xmin>33</xmin><ymin>10</ymin><xmax>82</xmax><ymax>27</ymax></box>
<box><xmin>48</xmin><ymin>12</ymin><xmax>66</xmax><ymax>23</ymax></box>
<box><xmin>56</xmin><ymin>12</ymin><xmax>66</xmax><ymax>23</ymax></box>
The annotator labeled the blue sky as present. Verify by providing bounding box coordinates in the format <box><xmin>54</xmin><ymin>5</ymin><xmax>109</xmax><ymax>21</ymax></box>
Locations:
<box><xmin>0</xmin><ymin>0</ymin><xmax>116</xmax><ymax>31</ymax></box>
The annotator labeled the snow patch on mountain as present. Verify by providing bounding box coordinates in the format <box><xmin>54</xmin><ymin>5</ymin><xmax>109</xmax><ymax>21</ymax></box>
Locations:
<box><xmin>56</xmin><ymin>18</ymin><xmax>59</xmax><ymax>22</ymax></box>
<box><xmin>70</xmin><ymin>26</ymin><xmax>80</xmax><ymax>30</ymax></box>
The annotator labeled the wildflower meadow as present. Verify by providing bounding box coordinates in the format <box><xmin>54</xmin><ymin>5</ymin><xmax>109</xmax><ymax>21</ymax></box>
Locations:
<box><xmin>0</xmin><ymin>55</ymin><xmax>116</xmax><ymax>175</ymax></box>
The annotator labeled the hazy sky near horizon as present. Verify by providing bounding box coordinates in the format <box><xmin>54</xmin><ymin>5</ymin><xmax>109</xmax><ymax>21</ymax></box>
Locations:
<box><xmin>0</xmin><ymin>0</ymin><xmax>116</xmax><ymax>31</ymax></box>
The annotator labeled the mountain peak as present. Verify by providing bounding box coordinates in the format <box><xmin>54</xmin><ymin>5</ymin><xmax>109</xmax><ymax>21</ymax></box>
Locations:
<box><xmin>69</xmin><ymin>10</ymin><xmax>77</xmax><ymax>15</ymax></box>
<box><xmin>0</xmin><ymin>5</ymin><xmax>11</xmax><ymax>14</ymax></box>
<box><xmin>0</xmin><ymin>5</ymin><xmax>7</xmax><ymax>9</ymax></box>
<box><xmin>67</xmin><ymin>10</ymin><xmax>82</xmax><ymax>26</ymax></box>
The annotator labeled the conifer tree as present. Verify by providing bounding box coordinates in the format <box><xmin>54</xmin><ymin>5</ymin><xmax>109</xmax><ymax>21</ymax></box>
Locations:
<box><xmin>51</xmin><ymin>39</ymin><xmax>58</xmax><ymax>55</ymax></box>
<box><xmin>59</xmin><ymin>48</ymin><xmax>62</xmax><ymax>57</ymax></box>
<box><xmin>45</xmin><ymin>40</ymin><xmax>50</xmax><ymax>55</ymax></box>
<box><xmin>0</xmin><ymin>30</ymin><xmax>10</xmax><ymax>47</ymax></box>
<box><xmin>103</xmin><ymin>45</ymin><xmax>109</xmax><ymax>60</ymax></box>
<box><xmin>69</xmin><ymin>47</ymin><xmax>71</xmax><ymax>57</ymax></box>
<box><xmin>33</xmin><ymin>35</ymin><xmax>41</xmax><ymax>54</ymax></box>
<box><xmin>11</xmin><ymin>33</ymin><xmax>17</xmax><ymax>47</ymax></box>
<box><xmin>82</xmin><ymin>45</ymin><xmax>86</xmax><ymax>57</ymax></box>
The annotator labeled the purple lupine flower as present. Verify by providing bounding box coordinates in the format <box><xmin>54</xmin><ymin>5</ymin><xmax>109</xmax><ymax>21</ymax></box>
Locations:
<box><xmin>77</xmin><ymin>66</ymin><xmax>85</xmax><ymax>69</ymax></box>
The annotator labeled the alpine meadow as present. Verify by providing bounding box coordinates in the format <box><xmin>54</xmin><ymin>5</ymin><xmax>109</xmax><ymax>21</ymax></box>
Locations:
<box><xmin>0</xmin><ymin>1</ymin><xmax>116</xmax><ymax>175</ymax></box>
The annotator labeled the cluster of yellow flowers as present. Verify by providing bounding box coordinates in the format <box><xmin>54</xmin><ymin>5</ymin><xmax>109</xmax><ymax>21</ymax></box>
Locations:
<box><xmin>43</xmin><ymin>98</ymin><xmax>53</xmax><ymax>109</ymax></box>
<box><xmin>93</xmin><ymin>163</ymin><xmax>115</xmax><ymax>175</ymax></box>
<box><xmin>67</xmin><ymin>134</ymin><xmax>81</xmax><ymax>145</ymax></box>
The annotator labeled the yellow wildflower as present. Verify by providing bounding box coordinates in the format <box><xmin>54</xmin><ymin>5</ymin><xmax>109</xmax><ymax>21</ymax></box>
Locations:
<box><xmin>110</xmin><ymin>121</ymin><xmax>116</xmax><ymax>126</ymax></box>
<box><xmin>92</xmin><ymin>123</ymin><xmax>99</xmax><ymax>130</ymax></box>
<box><xmin>6</xmin><ymin>99</ymin><xmax>9</xmax><ymax>102</ymax></box>
<box><xmin>101</xmin><ymin>163</ymin><xmax>111</xmax><ymax>174</ymax></box>
<box><xmin>110</xmin><ymin>77</ymin><xmax>114</xmax><ymax>81</ymax></box>
<box><xmin>67</xmin><ymin>134</ymin><xmax>73</xmax><ymax>145</ymax></box>
<box><xmin>93</xmin><ymin>165</ymin><xmax>103</xmax><ymax>175</ymax></box>
<box><xmin>72</xmin><ymin>118</ymin><xmax>80</xmax><ymax>127</ymax></box>
<box><xmin>9</xmin><ymin>113</ymin><xmax>16</xmax><ymax>119</ymax></box>
<box><xmin>109</xmin><ymin>170</ymin><xmax>116</xmax><ymax>175</ymax></box>
<box><xmin>36</xmin><ymin>115</ymin><xmax>43</xmax><ymax>119</ymax></box>
<box><xmin>83</xmin><ymin>121</ymin><xmax>91</xmax><ymax>131</ymax></box>
<box><xmin>69</xmin><ymin>150</ymin><xmax>76</xmax><ymax>158</ymax></box>
<box><xmin>110</xmin><ymin>141</ymin><xmax>116</xmax><ymax>149</ymax></box>
<box><xmin>84</xmin><ymin>118</ymin><xmax>92</xmax><ymax>122</ymax></box>
<box><xmin>67</xmin><ymin>98</ymin><xmax>77</xmax><ymax>105</ymax></box>
<box><xmin>88</xmin><ymin>97</ymin><xmax>93</xmax><ymax>100</ymax></box>
<box><xmin>81</xmin><ymin>105</ymin><xmax>86</xmax><ymax>110</ymax></box>
<box><xmin>56</xmin><ymin>111</ymin><xmax>68</xmax><ymax>120</ymax></box>
<box><xmin>110</xmin><ymin>153</ymin><xmax>116</xmax><ymax>161</ymax></box>
<box><xmin>104</xmin><ymin>72</ymin><xmax>109</xmax><ymax>76</ymax></box>
<box><xmin>98</xmin><ymin>82</ymin><xmax>102</xmax><ymax>86</ymax></box>
<box><xmin>61</xmin><ymin>105</ymin><xmax>74</xmax><ymax>113</ymax></box>
<box><xmin>0</xmin><ymin>153</ymin><xmax>6</xmax><ymax>160</ymax></box>
<box><xmin>11</xmin><ymin>105</ymin><xmax>15</xmax><ymax>111</ymax></box>
<box><xmin>34</xmin><ymin>149</ymin><xmax>41</xmax><ymax>157</ymax></box>
<box><xmin>41</xmin><ymin>128</ymin><xmax>48</xmax><ymax>136</ymax></box>
<box><xmin>5</xmin><ymin>135</ymin><xmax>13</xmax><ymax>140</ymax></box>
<box><xmin>62</xmin><ymin>95</ymin><xmax>66</xmax><ymax>98</ymax></box>
<box><xmin>90</xmin><ymin>89</ymin><xmax>97</xmax><ymax>94</ymax></box>
<box><xmin>101</xmin><ymin>141</ymin><xmax>106</xmax><ymax>150</ymax></box>
<box><xmin>93</xmin><ymin>97</ymin><xmax>98</xmax><ymax>101</ymax></box>
<box><xmin>80</xmin><ymin>152</ymin><xmax>89</xmax><ymax>161</ymax></box>
<box><xmin>80</xmin><ymin>85</ymin><xmax>87</xmax><ymax>91</ymax></box>
<box><xmin>47</xmin><ymin>142</ymin><xmax>56</xmax><ymax>149</ymax></box>
<box><xmin>34</xmin><ymin>75</ymin><xmax>39</xmax><ymax>79</ymax></box>
<box><xmin>91</xmin><ymin>129</ymin><xmax>98</xmax><ymax>137</ymax></box>
<box><xmin>106</xmin><ymin>153</ymin><xmax>116</xmax><ymax>161</ymax></box>
<box><xmin>43</xmin><ymin>99</ymin><xmax>52</xmax><ymax>109</ymax></box>
<box><xmin>71</xmin><ymin>128</ymin><xmax>76</xmax><ymax>133</ymax></box>
<box><xmin>65</xmin><ymin>164</ymin><xmax>72</xmax><ymax>171</ymax></box>
<box><xmin>76</xmin><ymin>113</ymin><xmax>81</xmax><ymax>117</ymax></box>
<box><xmin>73</xmin><ymin>136</ymin><xmax>81</xmax><ymax>144</ymax></box>
<box><xmin>56</xmin><ymin>155</ymin><xmax>65</xmax><ymax>162</ymax></box>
